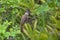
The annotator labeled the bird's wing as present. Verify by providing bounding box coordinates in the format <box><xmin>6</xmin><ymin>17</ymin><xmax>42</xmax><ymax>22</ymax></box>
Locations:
<box><xmin>20</xmin><ymin>15</ymin><xmax>27</xmax><ymax>26</ymax></box>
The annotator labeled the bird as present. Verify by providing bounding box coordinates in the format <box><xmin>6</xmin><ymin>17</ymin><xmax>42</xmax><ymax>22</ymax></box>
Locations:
<box><xmin>20</xmin><ymin>9</ymin><xmax>37</xmax><ymax>39</ymax></box>
<box><xmin>20</xmin><ymin>9</ymin><xmax>31</xmax><ymax>32</ymax></box>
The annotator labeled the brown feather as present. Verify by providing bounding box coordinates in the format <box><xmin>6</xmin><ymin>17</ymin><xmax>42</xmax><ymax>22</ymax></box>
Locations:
<box><xmin>20</xmin><ymin>14</ymin><xmax>28</xmax><ymax>32</ymax></box>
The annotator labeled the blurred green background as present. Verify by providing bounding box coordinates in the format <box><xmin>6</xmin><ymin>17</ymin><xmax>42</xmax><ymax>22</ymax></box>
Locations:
<box><xmin>0</xmin><ymin>0</ymin><xmax>60</xmax><ymax>40</ymax></box>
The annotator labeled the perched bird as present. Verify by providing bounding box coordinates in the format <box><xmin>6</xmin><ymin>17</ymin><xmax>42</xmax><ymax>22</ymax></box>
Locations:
<box><xmin>20</xmin><ymin>9</ymin><xmax>37</xmax><ymax>39</ymax></box>
<box><xmin>20</xmin><ymin>9</ymin><xmax>31</xmax><ymax>32</ymax></box>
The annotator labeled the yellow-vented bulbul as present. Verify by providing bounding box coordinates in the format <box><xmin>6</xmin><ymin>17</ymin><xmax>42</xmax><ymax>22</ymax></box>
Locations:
<box><xmin>20</xmin><ymin>9</ymin><xmax>30</xmax><ymax>32</ymax></box>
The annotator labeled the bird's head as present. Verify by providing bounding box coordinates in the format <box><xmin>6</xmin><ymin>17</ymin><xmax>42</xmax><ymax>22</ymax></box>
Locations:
<box><xmin>25</xmin><ymin>8</ymin><xmax>31</xmax><ymax>15</ymax></box>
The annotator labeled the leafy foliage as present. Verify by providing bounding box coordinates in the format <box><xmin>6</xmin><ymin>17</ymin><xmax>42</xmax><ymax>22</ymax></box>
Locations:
<box><xmin>0</xmin><ymin>0</ymin><xmax>60</xmax><ymax>40</ymax></box>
